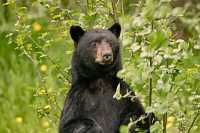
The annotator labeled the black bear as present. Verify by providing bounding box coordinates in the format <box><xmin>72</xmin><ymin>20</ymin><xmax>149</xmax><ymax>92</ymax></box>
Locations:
<box><xmin>59</xmin><ymin>23</ymin><xmax>155</xmax><ymax>133</ymax></box>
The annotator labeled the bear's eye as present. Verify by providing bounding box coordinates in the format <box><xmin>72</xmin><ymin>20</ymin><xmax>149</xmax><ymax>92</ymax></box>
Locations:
<box><xmin>106</xmin><ymin>40</ymin><xmax>113</xmax><ymax>46</ymax></box>
<box><xmin>91</xmin><ymin>42</ymin><xmax>96</xmax><ymax>47</ymax></box>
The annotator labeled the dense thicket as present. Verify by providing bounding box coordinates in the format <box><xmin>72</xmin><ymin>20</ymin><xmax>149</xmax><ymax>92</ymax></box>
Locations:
<box><xmin>0</xmin><ymin>0</ymin><xmax>199</xmax><ymax>133</ymax></box>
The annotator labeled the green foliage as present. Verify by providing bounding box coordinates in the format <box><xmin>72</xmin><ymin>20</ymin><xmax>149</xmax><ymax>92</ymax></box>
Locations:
<box><xmin>0</xmin><ymin>0</ymin><xmax>200</xmax><ymax>133</ymax></box>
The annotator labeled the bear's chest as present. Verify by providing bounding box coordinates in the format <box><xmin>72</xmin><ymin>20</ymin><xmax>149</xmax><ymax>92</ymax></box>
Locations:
<box><xmin>82</xmin><ymin>79</ymin><xmax>125</xmax><ymax>111</ymax></box>
<box><xmin>79</xmin><ymin>79</ymin><xmax>128</xmax><ymax>132</ymax></box>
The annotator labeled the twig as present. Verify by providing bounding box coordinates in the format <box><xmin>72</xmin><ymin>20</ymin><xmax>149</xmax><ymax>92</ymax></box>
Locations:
<box><xmin>149</xmin><ymin>57</ymin><xmax>153</xmax><ymax>106</ymax></box>
<box><xmin>148</xmin><ymin>20</ymin><xmax>154</xmax><ymax>132</ymax></box>
<box><xmin>163</xmin><ymin>59</ymin><xmax>170</xmax><ymax>133</ymax></box>
<box><xmin>28</xmin><ymin>35</ymin><xmax>71</xmax><ymax>84</ymax></box>
<box><xmin>163</xmin><ymin>113</ymin><xmax>167</xmax><ymax>133</ymax></box>
<box><xmin>22</xmin><ymin>49</ymin><xmax>44</xmax><ymax>85</ymax></box>
<box><xmin>148</xmin><ymin>57</ymin><xmax>153</xmax><ymax>133</ymax></box>
<box><xmin>149</xmin><ymin>20</ymin><xmax>154</xmax><ymax>107</ymax></box>
<box><xmin>111</xmin><ymin>0</ymin><xmax>119</xmax><ymax>23</ymax></box>
<box><xmin>2</xmin><ymin>0</ymin><xmax>9</xmax><ymax>22</ymax></box>
<box><xmin>187</xmin><ymin>110</ymin><xmax>200</xmax><ymax>133</ymax></box>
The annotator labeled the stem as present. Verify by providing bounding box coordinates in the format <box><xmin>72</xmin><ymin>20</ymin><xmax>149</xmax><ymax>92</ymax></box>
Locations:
<box><xmin>163</xmin><ymin>59</ymin><xmax>169</xmax><ymax>133</ymax></box>
<box><xmin>149</xmin><ymin>19</ymin><xmax>154</xmax><ymax>107</ymax></box>
<box><xmin>111</xmin><ymin>0</ymin><xmax>119</xmax><ymax>23</ymax></box>
<box><xmin>148</xmin><ymin>57</ymin><xmax>153</xmax><ymax>133</ymax></box>
<box><xmin>2</xmin><ymin>0</ymin><xmax>9</xmax><ymax>22</ymax></box>
<box><xmin>187</xmin><ymin>110</ymin><xmax>200</xmax><ymax>133</ymax></box>
<box><xmin>22</xmin><ymin>49</ymin><xmax>44</xmax><ymax>85</ymax></box>
<box><xmin>163</xmin><ymin>113</ymin><xmax>167</xmax><ymax>133</ymax></box>
<box><xmin>28</xmin><ymin>36</ymin><xmax>71</xmax><ymax>84</ymax></box>
<box><xmin>149</xmin><ymin>57</ymin><xmax>153</xmax><ymax>106</ymax></box>
<box><xmin>148</xmin><ymin>20</ymin><xmax>154</xmax><ymax>131</ymax></box>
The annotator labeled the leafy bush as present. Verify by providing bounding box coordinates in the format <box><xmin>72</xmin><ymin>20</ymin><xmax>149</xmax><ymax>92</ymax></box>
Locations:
<box><xmin>0</xmin><ymin>0</ymin><xmax>199</xmax><ymax>133</ymax></box>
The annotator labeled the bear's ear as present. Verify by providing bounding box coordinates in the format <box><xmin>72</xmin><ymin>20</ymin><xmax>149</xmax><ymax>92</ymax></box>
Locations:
<box><xmin>108</xmin><ymin>23</ymin><xmax>121</xmax><ymax>38</ymax></box>
<box><xmin>70</xmin><ymin>25</ymin><xmax>85</xmax><ymax>45</ymax></box>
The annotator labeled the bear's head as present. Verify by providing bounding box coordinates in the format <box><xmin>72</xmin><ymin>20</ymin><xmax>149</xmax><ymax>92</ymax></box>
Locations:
<box><xmin>70</xmin><ymin>23</ymin><xmax>122</xmax><ymax>82</ymax></box>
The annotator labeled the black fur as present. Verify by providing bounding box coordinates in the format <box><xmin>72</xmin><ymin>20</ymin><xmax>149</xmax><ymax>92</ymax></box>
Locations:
<box><xmin>59</xmin><ymin>23</ymin><xmax>155</xmax><ymax>133</ymax></box>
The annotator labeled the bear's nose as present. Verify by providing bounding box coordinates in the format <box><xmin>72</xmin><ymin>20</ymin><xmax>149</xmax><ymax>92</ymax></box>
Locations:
<box><xmin>103</xmin><ymin>53</ymin><xmax>113</xmax><ymax>63</ymax></box>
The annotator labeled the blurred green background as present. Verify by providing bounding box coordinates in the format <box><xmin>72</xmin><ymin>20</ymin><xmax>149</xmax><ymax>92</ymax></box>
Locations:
<box><xmin>0</xmin><ymin>0</ymin><xmax>200</xmax><ymax>133</ymax></box>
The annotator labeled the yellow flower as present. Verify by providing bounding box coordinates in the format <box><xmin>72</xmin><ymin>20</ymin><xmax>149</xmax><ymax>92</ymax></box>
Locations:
<box><xmin>40</xmin><ymin>64</ymin><xmax>48</xmax><ymax>72</ymax></box>
<box><xmin>42</xmin><ymin>121</ymin><xmax>49</xmax><ymax>128</ymax></box>
<box><xmin>32</xmin><ymin>22</ymin><xmax>42</xmax><ymax>31</ymax></box>
<box><xmin>44</xmin><ymin>105</ymin><xmax>51</xmax><ymax>113</ymax></box>
<box><xmin>26</xmin><ymin>43</ymin><xmax>32</xmax><ymax>51</ymax></box>
<box><xmin>16</xmin><ymin>117</ymin><xmax>23</xmax><ymax>123</ymax></box>
<box><xmin>38</xmin><ymin>89</ymin><xmax>46</xmax><ymax>96</ymax></box>
<box><xmin>166</xmin><ymin>116</ymin><xmax>175</xmax><ymax>128</ymax></box>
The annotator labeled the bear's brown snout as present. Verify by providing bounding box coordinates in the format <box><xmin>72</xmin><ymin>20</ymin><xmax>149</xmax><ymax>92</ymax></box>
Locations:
<box><xmin>95</xmin><ymin>41</ymin><xmax>113</xmax><ymax>65</ymax></box>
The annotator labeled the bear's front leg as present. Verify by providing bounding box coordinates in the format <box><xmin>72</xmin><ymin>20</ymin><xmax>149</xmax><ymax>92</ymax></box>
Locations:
<box><xmin>60</xmin><ymin>118</ymin><xmax>103</xmax><ymax>133</ymax></box>
<box><xmin>119</xmin><ymin>80</ymin><xmax>156</xmax><ymax>133</ymax></box>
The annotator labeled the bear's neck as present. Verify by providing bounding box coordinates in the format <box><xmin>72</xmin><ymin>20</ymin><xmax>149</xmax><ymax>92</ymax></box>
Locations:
<box><xmin>72</xmin><ymin>77</ymin><xmax>120</xmax><ymax>92</ymax></box>
<box><xmin>72</xmin><ymin>64</ymin><xmax>120</xmax><ymax>85</ymax></box>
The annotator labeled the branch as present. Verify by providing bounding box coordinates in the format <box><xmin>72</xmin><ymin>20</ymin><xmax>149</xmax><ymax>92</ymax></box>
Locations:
<box><xmin>162</xmin><ymin>59</ymin><xmax>170</xmax><ymax>133</ymax></box>
<box><xmin>149</xmin><ymin>57</ymin><xmax>153</xmax><ymax>106</ymax></box>
<box><xmin>111</xmin><ymin>0</ymin><xmax>119</xmax><ymax>23</ymax></box>
<box><xmin>22</xmin><ymin>48</ymin><xmax>45</xmax><ymax>86</ymax></box>
<box><xmin>163</xmin><ymin>113</ymin><xmax>167</xmax><ymax>133</ymax></box>
<box><xmin>28</xmin><ymin>35</ymin><xmax>71</xmax><ymax>84</ymax></box>
<box><xmin>187</xmin><ymin>110</ymin><xmax>200</xmax><ymax>133</ymax></box>
<box><xmin>2</xmin><ymin>0</ymin><xmax>9</xmax><ymax>22</ymax></box>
